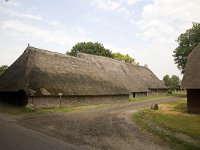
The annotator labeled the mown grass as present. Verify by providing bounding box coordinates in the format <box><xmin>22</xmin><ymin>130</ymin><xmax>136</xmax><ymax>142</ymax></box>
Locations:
<box><xmin>0</xmin><ymin>102</ymin><xmax>109</xmax><ymax>115</ymax></box>
<box><xmin>133</xmin><ymin>99</ymin><xmax>200</xmax><ymax>150</ymax></box>
<box><xmin>170</xmin><ymin>91</ymin><xmax>187</xmax><ymax>97</ymax></box>
<box><xmin>129</xmin><ymin>91</ymin><xmax>186</xmax><ymax>102</ymax></box>
<box><xmin>129</xmin><ymin>95</ymin><xmax>167</xmax><ymax>102</ymax></box>
<box><xmin>36</xmin><ymin>104</ymin><xmax>109</xmax><ymax>113</ymax></box>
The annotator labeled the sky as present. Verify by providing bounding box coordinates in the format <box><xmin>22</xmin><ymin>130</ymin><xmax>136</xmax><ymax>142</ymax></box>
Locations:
<box><xmin>0</xmin><ymin>0</ymin><xmax>200</xmax><ymax>79</ymax></box>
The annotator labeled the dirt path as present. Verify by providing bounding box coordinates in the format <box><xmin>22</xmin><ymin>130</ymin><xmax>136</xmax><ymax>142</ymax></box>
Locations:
<box><xmin>0</xmin><ymin>113</ymin><xmax>81</xmax><ymax>150</ymax></box>
<box><xmin>18</xmin><ymin>96</ymin><xmax>181</xmax><ymax>150</ymax></box>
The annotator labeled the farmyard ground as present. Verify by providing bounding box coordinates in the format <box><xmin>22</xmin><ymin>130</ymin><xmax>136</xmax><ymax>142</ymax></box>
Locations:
<box><xmin>16</xmin><ymin>96</ymin><xmax>181</xmax><ymax>150</ymax></box>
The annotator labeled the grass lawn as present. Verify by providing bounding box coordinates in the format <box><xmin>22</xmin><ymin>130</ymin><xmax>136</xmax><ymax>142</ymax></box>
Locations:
<box><xmin>0</xmin><ymin>102</ymin><xmax>109</xmax><ymax>115</ymax></box>
<box><xmin>129</xmin><ymin>95</ymin><xmax>168</xmax><ymax>102</ymax></box>
<box><xmin>170</xmin><ymin>91</ymin><xmax>187</xmax><ymax>97</ymax></box>
<box><xmin>133</xmin><ymin>99</ymin><xmax>200</xmax><ymax>150</ymax></box>
<box><xmin>36</xmin><ymin>104</ymin><xmax>109</xmax><ymax>113</ymax></box>
<box><xmin>129</xmin><ymin>91</ymin><xmax>186</xmax><ymax>102</ymax></box>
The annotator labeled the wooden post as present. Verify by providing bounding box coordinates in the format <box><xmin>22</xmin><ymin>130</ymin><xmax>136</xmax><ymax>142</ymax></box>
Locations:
<box><xmin>58</xmin><ymin>93</ymin><xmax>63</xmax><ymax>108</ymax></box>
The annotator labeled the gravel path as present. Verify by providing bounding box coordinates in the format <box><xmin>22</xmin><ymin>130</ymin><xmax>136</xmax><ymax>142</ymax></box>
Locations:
<box><xmin>0</xmin><ymin>113</ymin><xmax>81</xmax><ymax>150</ymax></box>
<box><xmin>18</xmin><ymin>96</ymin><xmax>181</xmax><ymax>150</ymax></box>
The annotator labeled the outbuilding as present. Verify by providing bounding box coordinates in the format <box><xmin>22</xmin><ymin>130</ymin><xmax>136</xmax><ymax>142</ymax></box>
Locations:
<box><xmin>182</xmin><ymin>43</ymin><xmax>200</xmax><ymax>113</ymax></box>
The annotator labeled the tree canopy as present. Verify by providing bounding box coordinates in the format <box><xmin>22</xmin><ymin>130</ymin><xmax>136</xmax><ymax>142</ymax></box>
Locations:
<box><xmin>67</xmin><ymin>42</ymin><xmax>113</xmax><ymax>58</ymax></box>
<box><xmin>163</xmin><ymin>75</ymin><xmax>171</xmax><ymax>87</ymax></box>
<box><xmin>163</xmin><ymin>74</ymin><xmax>180</xmax><ymax>91</ymax></box>
<box><xmin>67</xmin><ymin>41</ymin><xmax>137</xmax><ymax>64</ymax></box>
<box><xmin>0</xmin><ymin>65</ymin><xmax>8</xmax><ymax>75</ymax></box>
<box><xmin>173</xmin><ymin>22</ymin><xmax>200</xmax><ymax>73</ymax></box>
<box><xmin>171</xmin><ymin>75</ymin><xmax>180</xmax><ymax>91</ymax></box>
<box><xmin>112</xmin><ymin>52</ymin><xmax>135</xmax><ymax>63</ymax></box>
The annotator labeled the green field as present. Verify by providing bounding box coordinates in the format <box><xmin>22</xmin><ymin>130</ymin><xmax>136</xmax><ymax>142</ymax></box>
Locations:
<box><xmin>133</xmin><ymin>99</ymin><xmax>200</xmax><ymax>150</ymax></box>
<box><xmin>129</xmin><ymin>91</ymin><xmax>186</xmax><ymax>102</ymax></box>
<box><xmin>0</xmin><ymin>102</ymin><xmax>109</xmax><ymax>115</ymax></box>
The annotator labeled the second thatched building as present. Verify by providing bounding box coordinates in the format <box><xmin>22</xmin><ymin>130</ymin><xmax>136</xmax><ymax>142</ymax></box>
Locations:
<box><xmin>182</xmin><ymin>43</ymin><xmax>200</xmax><ymax>114</ymax></box>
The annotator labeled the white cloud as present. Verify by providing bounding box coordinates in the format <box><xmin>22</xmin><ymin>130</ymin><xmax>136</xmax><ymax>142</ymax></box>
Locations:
<box><xmin>127</xmin><ymin>0</ymin><xmax>138</xmax><ymax>6</ymax></box>
<box><xmin>0</xmin><ymin>5</ymin><xmax>42</xmax><ymax>21</ymax></box>
<box><xmin>142</xmin><ymin>0</ymin><xmax>200</xmax><ymax>22</ymax></box>
<box><xmin>48</xmin><ymin>20</ymin><xmax>63</xmax><ymax>28</ymax></box>
<box><xmin>88</xmin><ymin>16</ymin><xmax>101</xmax><ymax>23</ymax></box>
<box><xmin>137</xmin><ymin>19</ymin><xmax>176</xmax><ymax>44</ymax></box>
<box><xmin>1</xmin><ymin>20</ymin><xmax>89</xmax><ymax>46</ymax></box>
<box><xmin>9</xmin><ymin>10</ymin><xmax>42</xmax><ymax>20</ymax></box>
<box><xmin>91</xmin><ymin>0</ymin><xmax>121</xmax><ymax>11</ymax></box>
<box><xmin>130</xmin><ymin>0</ymin><xmax>200</xmax><ymax>78</ymax></box>
<box><xmin>72</xmin><ymin>26</ymin><xmax>88</xmax><ymax>35</ymax></box>
<box><xmin>137</xmin><ymin>0</ymin><xmax>200</xmax><ymax>41</ymax></box>
<box><xmin>89</xmin><ymin>0</ymin><xmax>137</xmax><ymax>14</ymax></box>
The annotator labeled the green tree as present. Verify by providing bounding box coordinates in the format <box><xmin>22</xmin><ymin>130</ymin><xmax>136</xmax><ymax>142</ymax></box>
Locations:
<box><xmin>67</xmin><ymin>42</ymin><xmax>113</xmax><ymax>58</ymax></box>
<box><xmin>163</xmin><ymin>74</ymin><xmax>171</xmax><ymax>87</ymax></box>
<box><xmin>67</xmin><ymin>42</ymin><xmax>138</xmax><ymax>64</ymax></box>
<box><xmin>0</xmin><ymin>65</ymin><xmax>8</xmax><ymax>75</ymax></box>
<box><xmin>163</xmin><ymin>74</ymin><xmax>180</xmax><ymax>91</ymax></box>
<box><xmin>112</xmin><ymin>52</ymin><xmax>135</xmax><ymax>63</ymax></box>
<box><xmin>171</xmin><ymin>75</ymin><xmax>180</xmax><ymax>91</ymax></box>
<box><xmin>173</xmin><ymin>22</ymin><xmax>200</xmax><ymax>73</ymax></box>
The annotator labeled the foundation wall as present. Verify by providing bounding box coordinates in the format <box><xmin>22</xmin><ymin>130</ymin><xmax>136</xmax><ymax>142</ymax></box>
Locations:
<box><xmin>129</xmin><ymin>90</ymin><xmax>168</xmax><ymax>99</ymax></box>
<box><xmin>149</xmin><ymin>89</ymin><xmax>168</xmax><ymax>96</ymax></box>
<box><xmin>28</xmin><ymin>95</ymin><xmax>129</xmax><ymax>108</ymax></box>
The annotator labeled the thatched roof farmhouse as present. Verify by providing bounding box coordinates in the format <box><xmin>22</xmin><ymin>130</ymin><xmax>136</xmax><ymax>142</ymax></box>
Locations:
<box><xmin>182</xmin><ymin>43</ymin><xmax>200</xmax><ymax>113</ymax></box>
<box><xmin>0</xmin><ymin>46</ymin><xmax>167</xmax><ymax>108</ymax></box>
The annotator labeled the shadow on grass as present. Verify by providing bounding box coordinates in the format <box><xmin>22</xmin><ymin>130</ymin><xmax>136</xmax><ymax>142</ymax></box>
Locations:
<box><xmin>0</xmin><ymin>102</ymin><xmax>35</xmax><ymax>115</ymax></box>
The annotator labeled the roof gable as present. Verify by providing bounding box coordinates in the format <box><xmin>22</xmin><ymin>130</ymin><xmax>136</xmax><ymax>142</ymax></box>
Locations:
<box><xmin>182</xmin><ymin>43</ymin><xmax>200</xmax><ymax>89</ymax></box>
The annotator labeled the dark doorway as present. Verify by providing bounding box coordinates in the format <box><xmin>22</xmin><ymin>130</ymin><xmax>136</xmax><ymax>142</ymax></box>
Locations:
<box><xmin>132</xmin><ymin>92</ymin><xmax>136</xmax><ymax>98</ymax></box>
<box><xmin>187</xmin><ymin>89</ymin><xmax>200</xmax><ymax>113</ymax></box>
<box><xmin>0</xmin><ymin>90</ymin><xmax>28</xmax><ymax>106</ymax></box>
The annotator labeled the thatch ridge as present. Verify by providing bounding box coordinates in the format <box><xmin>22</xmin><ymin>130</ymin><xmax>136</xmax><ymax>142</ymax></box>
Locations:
<box><xmin>28</xmin><ymin>46</ymin><xmax>86</xmax><ymax>60</ymax></box>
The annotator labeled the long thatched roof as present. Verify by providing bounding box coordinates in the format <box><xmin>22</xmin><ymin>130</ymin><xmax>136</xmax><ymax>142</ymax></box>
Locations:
<box><xmin>182</xmin><ymin>43</ymin><xmax>200</xmax><ymax>89</ymax></box>
<box><xmin>0</xmin><ymin>46</ymin><xmax>166</xmax><ymax>96</ymax></box>
<box><xmin>77</xmin><ymin>53</ymin><xmax>166</xmax><ymax>91</ymax></box>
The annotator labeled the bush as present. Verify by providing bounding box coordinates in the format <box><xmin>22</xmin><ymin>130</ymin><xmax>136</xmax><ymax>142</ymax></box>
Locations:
<box><xmin>168</xmin><ymin>90</ymin><xmax>172</xmax><ymax>94</ymax></box>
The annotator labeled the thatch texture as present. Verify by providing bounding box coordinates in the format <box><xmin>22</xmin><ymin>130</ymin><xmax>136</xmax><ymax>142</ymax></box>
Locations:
<box><xmin>182</xmin><ymin>43</ymin><xmax>200</xmax><ymax>89</ymax></box>
<box><xmin>78</xmin><ymin>53</ymin><xmax>166</xmax><ymax>92</ymax></box>
<box><xmin>0</xmin><ymin>46</ymin><xmax>166</xmax><ymax>96</ymax></box>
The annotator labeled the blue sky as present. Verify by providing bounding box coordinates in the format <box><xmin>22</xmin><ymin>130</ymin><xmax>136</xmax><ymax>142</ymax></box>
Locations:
<box><xmin>0</xmin><ymin>0</ymin><xmax>200</xmax><ymax>79</ymax></box>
